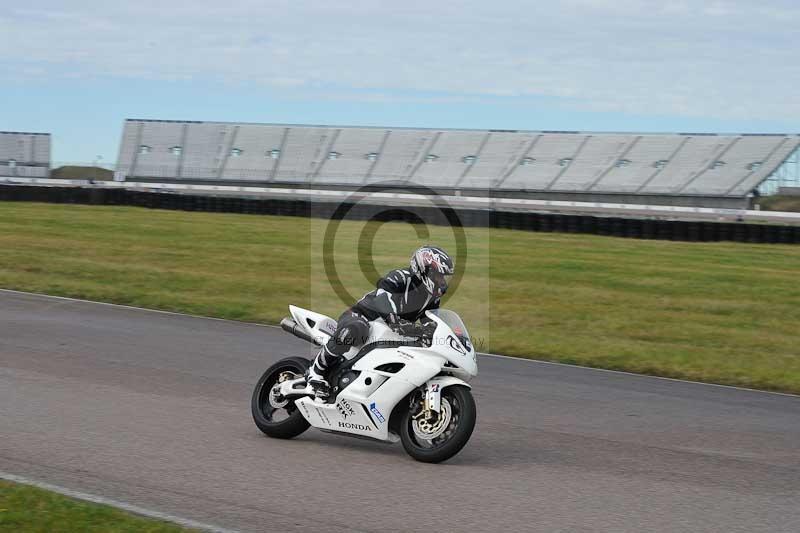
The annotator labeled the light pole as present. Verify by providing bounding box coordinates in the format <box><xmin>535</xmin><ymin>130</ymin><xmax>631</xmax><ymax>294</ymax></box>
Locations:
<box><xmin>90</xmin><ymin>155</ymin><xmax>103</xmax><ymax>183</ymax></box>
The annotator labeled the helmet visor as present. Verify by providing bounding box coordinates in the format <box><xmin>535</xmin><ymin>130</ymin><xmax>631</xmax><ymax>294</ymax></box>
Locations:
<box><xmin>429</xmin><ymin>269</ymin><xmax>452</xmax><ymax>295</ymax></box>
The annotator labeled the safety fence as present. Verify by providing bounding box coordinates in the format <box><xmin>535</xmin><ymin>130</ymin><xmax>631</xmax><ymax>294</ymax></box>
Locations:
<box><xmin>2</xmin><ymin>184</ymin><xmax>799</xmax><ymax>244</ymax></box>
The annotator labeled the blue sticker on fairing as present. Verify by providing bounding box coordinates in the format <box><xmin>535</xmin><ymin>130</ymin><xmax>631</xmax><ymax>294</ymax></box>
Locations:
<box><xmin>369</xmin><ymin>402</ymin><xmax>385</xmax><ymax>424</ymax></box>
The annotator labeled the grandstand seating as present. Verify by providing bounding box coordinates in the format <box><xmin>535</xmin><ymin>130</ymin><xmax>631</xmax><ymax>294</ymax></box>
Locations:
<box><xmin>116</xmin><ymin>119</ymin><xmax>800</xmax><ymax>205</ymax></box>
<box><xmin>457</xmin><ymin>131</ymin><xmax>528</xmax><ymax>189</ymax></box>
<box><xmin>0</xmin><ymin>131</ymin><xmax>51</xmax><ymax>178</ymax></box>
<box><xmin>366</xmin><ymin>129</ymin><xmax>429</xmax><ymax>185</ymax></box>
<box><xmin>223</xmin><ymin>124</ymin><xmax>286</xmax><ymax>180</ymax></box>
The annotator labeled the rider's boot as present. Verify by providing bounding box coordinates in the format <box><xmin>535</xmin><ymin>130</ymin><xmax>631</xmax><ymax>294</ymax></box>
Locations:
<box><xmin>305</xmin><ymin>346</ymin><xmax>337</xmax><ymax>399</ymax></box>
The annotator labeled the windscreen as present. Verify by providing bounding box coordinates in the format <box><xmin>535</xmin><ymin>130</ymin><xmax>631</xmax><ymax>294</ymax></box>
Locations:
<box><xmin>430</xmin><ymin>309</ymin><xmax>470</xmax><ymax>346</ymax></box>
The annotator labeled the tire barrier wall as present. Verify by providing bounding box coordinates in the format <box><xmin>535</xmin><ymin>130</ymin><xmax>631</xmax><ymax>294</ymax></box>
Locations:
<box><xmin>2</xmin><ymin>184</ymin><xmax>799</xmax><ymax>244</ymax></box>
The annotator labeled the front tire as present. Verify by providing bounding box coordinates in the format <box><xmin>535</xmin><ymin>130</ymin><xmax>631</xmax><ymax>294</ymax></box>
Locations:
<box><xmin>251</xmin><ymin>356</ymin><xmax>311</xmax><ymax>439</ymax></box>
<box><xmin>399</xmin><ymin>385</ymin><xmax>476</xmax><ymax>463</ymax></box>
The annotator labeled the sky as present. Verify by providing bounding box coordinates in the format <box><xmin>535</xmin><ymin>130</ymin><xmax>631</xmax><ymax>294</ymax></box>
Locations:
<box><xmin>1</xmin><ymin>0</ymin><xmax>799</xmax><ymax>163</ymax></box>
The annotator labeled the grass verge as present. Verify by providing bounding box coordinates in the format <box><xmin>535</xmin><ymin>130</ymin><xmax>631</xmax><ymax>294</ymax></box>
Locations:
<box><xmin>757</xmin><ymin>195</ymin><xmax>800</xmax><ymax>212</ymax></box>
<box><xmin>1</xmin><ymin>201</ymin><xmax>799</xmax><ymax>393</ymax></box>
<box><xmin>0</xmin><ymin>480</ymin><xmax>191</xmax><ymax>532</ymax></box>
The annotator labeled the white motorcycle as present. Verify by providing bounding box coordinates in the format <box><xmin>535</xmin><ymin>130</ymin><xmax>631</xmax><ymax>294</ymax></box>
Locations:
<box><xmin>251</xmin><ymin>305</ymin><xmax>478</xmax><ymax>463</ymax></box>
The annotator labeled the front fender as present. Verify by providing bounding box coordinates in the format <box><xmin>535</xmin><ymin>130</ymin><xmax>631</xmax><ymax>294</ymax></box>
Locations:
<box><xmin>424</xmin><ymin>376</ymin><xmax>471</xmax><ymax>413</ymax></box>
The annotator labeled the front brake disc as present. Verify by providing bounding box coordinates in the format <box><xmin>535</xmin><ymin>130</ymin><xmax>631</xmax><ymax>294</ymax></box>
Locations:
<box><xmin>412</xmin><ymin>397</ymin><xmax>452</xmax><ymax>440</ymax></box>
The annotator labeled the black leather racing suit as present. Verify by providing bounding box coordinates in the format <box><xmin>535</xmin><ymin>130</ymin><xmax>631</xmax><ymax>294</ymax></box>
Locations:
<box><xmin>311</xmin><ymin>269</ymin><xmax>441</xmax><ymax>376</ymax></box>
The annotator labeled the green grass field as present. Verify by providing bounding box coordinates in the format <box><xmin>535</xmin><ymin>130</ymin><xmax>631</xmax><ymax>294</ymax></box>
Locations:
<box><xmin>757</xmin><ymin>195</ymin><xmax>800</xmax><ymax>212</ymax></box>
<box><xmin>0</xmin><ymin>480</ymin><xmax>191</xmax><ymax>532</ymax></box>
<box><xmin>2</xmin><ymin>201</ymin><xmax>799</xmax><ymax>393</ymax></box>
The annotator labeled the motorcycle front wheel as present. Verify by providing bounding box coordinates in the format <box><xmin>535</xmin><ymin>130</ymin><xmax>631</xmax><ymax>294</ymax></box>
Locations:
<box><xmin>399</xmin><ymin>385</ymin><xmax>476</xmax><ymax>463</ymax></box>
<box><xmin>251</xmin><ymin>356</ymin><xmax>311</xmax><ymax>439</ymax></box>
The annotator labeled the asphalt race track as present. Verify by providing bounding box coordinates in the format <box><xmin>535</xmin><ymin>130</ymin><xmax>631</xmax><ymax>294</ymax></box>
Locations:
<box><xmin>1</xmin><ymin>291</ymin><xmax>799</xmax><ymax>532</ymax></box>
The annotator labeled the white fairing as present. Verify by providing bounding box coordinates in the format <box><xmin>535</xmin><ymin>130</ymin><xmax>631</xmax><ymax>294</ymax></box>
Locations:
<box><xmin>289</xmin><ymin>305</ymin><xmax>338</xmax><ymax>345</ymax></box>
<box><xmin>288</xmin><ymin>306</ymin><xmax>477</xmax><ymax>442</ymax></box>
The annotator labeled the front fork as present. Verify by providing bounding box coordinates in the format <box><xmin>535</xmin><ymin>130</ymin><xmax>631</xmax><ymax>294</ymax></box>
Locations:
<box><xmin>409</xmin><ymin>382</ymin><xmax>443</xmax><ymax>426</ymax></box>
<box><xmin>415</xmin><ymin>376</ymin><xmax>471</xmax><ymax>418</ymax></box>
<box><xmin>424</xmin><ymin>382</ymin><xmax>442</xmax><ymax>413</ymax></box>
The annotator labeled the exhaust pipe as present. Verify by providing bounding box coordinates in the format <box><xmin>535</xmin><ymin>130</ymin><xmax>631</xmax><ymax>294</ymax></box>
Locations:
<box><xmin>280</xmin><ymin>317</ymin><xmax>322</xmax><ymax>346</ymax></box>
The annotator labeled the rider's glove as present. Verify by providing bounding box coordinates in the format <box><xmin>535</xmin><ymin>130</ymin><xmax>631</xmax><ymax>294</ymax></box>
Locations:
<box><xmin>395</xmin><ymin>318</ymin><xmax>415</xmax><ymax>330</ymax></box>
<box><xmin>419</xmin><ymin>317</ymin><xmax>437</xmax><ymax>330</ymax></box>
<box><xmin>394</xmin><ymin>319</ymin><xmax>434</xmax><ymax>346</ymax></box>
<box><xmin>387</xmin><ymin>316</ymin><xmax>415</xmax><ymax>334</ymax></box>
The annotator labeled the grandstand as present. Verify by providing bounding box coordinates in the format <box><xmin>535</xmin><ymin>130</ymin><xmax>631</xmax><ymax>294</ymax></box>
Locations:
<box><xmin>117</xmin><ymin>120</ymin><xmax>800</xmax><ymax>208</ymax></box>
<box><xmin>0</xmin><ymin>131</ymin><xmax>51</xmax><ymax>178</ymax></box>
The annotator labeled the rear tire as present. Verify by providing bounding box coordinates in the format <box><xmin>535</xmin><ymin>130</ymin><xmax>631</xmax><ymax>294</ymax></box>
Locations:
<box><xmin>251</xmin><ymin>357</ymin><xmax>311</xmax><ymax>439</ymax></box>
<box><xmin>399</xmin><ymin>385</ymin><xmax>476</xmax><ymax>463</ymax></box>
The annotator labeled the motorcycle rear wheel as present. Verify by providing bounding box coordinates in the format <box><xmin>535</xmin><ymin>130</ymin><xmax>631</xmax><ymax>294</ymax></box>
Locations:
<box><xmin>399</xmin><ymin>385</ymin><xmax>476</xmax><ymax>463</ymax></box>
<box><xmin>251</xmin><ymin>356</ymin><xmax>311</xmax><ymax>439</ymax></box>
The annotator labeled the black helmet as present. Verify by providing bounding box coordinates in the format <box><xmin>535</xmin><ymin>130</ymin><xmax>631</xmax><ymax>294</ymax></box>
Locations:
<box><xmin>410</xmin><ymin>246</ymin><xmax>455</xmax><ymax>298</ymax></box>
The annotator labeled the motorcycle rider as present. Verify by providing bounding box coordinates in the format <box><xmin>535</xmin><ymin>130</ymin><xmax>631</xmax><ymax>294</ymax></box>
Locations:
<box><xmin>306</xmin><ymin>245</ymin><xmax>455</xmax><ymax>398</ymax></box>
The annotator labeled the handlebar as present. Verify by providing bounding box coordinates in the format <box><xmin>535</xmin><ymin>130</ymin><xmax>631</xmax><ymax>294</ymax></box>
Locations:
<box><xmin>391</xmin><ymin>320</ymin><xmax>437</xmax><ymax>341</ymax></box>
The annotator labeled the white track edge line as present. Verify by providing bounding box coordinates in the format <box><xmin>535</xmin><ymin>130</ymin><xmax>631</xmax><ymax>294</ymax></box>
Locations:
<box><xmin>2</xmin><ymin>288</ymin><xmax>798</xmax><ymax>399</ymax></box>
<box><xmin>0</xmin><ymin>288</ymin><xmax>281</xmax><ymax>328</ymax></box>
<box><xmin>0</xmin><ymin>471</ymin><xmax>239</xmax><ymax>533</ymax></box>
<box><xmin>478</xmin><ymin>351</ymin><xmax>800</xmax><ymax>398</ymax></box>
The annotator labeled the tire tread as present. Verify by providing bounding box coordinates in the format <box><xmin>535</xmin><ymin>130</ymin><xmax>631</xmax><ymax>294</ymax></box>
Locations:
<box><xmin>251</xmin><ymin>357</ymin><xmax>311</xmax><ymax>439</ymax></box>
<box><xmin>399</xmin><ymin>385</ymin><xmax>476</xmax><ymax>463</ymax></box>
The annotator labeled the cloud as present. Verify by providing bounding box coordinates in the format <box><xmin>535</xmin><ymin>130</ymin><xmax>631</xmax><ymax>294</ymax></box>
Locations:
<box><xmin>2</xmin><ymin>0</ymin><xmax>799</xmax><ymax>120</ymax></box>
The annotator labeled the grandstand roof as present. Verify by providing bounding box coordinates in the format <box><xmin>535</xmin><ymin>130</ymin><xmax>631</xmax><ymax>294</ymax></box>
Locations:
<box><xmin>117</xmin><ymin>119</ymin><xmax>800</xmax><ymax>198</ymax></box>
<box><xmin>122</xmin><ymin>119</ymin><xmax>798</xmax><ymax>137</ymax></box>
<box><xmin>0</xmin><ymin>130</ymin><xmax>51</xmax><ymax>136</ymax></box>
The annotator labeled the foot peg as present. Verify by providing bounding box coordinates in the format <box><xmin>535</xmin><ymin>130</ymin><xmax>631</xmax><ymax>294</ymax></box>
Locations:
<box><xmin>309</xmin><ymin>381</ymin><xmax>330</xmax><ymax>400</ymax></box>
<box><xmin>305</xmin><ymin>366</ymin><xmax>331</xmax><ymax>400</ymax></box>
